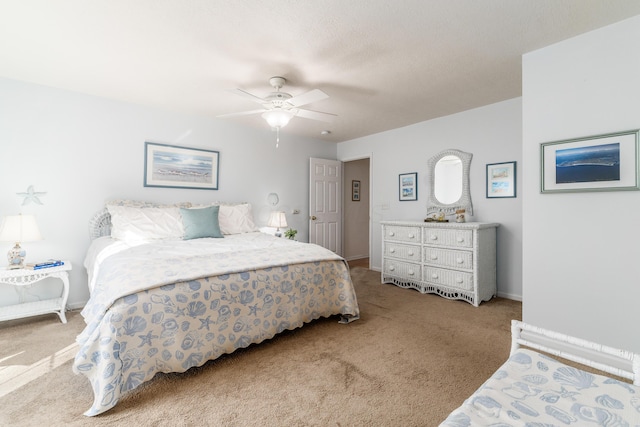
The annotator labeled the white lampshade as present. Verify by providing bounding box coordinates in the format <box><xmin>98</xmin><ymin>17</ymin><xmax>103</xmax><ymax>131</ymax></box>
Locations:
<box><xmin>262</xmin><ymin>110</ymin><xmax>294</xmax><ymax>129</ymax></box>
<box><xmin>0</xmin><ymin>214</ymin><xmax>43</xmax><ymax>242</ymax></box>
<box><xmin>267</xmin><ymin>211</ymin><xmax>288</xmax><ymax>229</ymax></box>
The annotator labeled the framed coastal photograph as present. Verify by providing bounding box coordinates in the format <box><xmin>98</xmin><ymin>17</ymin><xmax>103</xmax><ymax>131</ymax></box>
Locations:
<box><xmin>541</xmin><ymin>130</ymin><xmax>639</xmax><ymax>193</ymax></box>
<box><xmin>486</xmin><ymin>161</ymin><xmax>516</xmax><ymax>198</ymax></box>
<box><xmin>144</xmin><ymin>142</ymin><xmax>219</xmax><ymax>190</ymax></box>
<box><xmin>399</xmin><ymin>172</ymin><xmax>417</xmax><ymax>201</ymax></box>
<box><xmin>352</xmin><ymin>180</ymin><xmax>360</xmax><ymax>201</ymax></box>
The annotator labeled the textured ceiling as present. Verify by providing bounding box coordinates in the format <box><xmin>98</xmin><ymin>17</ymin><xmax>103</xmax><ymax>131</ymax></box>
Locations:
<box><xmin>1</xmin><ymin>1</ymin><xmax>640</xmax><ymax>143</ymax></box>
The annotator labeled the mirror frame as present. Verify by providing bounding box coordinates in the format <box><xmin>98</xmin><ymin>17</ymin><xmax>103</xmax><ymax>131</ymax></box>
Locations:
<box><xmin>426</xmin><ymin>149</ymin><xmax>473</xmax><ymax>216</ymax></box>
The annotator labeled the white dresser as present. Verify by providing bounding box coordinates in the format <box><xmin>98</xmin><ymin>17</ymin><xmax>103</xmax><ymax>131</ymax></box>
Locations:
<box><xmin>381</xmin><ymin>221</ymin><xmax>498</xmax><ymax>306</ymax></box>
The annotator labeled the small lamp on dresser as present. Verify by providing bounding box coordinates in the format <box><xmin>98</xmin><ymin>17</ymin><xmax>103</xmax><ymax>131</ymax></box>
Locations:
<box><xmin>0</xmin><ymin>214</ymin><xmax>43</xmax><ymax>269</ymax></box>
<box><xmin>267</xmin><ymin>211</ymin><xmax>288</xmax><ymax>238</ymax></box>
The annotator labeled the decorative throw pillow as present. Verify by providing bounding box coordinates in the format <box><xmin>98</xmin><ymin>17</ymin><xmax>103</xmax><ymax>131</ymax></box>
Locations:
<box><xmin>107</xmin><ymin>204</ymin><xmax>185</xmax><ymax>242</ymax></box>
<box><xmin>217</xmin><ymin>203</ymin><xmax>259</xmax><ymax>234</ymax></box>
<box><xmin>180</xmin><ymin>205</ymin><xmax>223</xmax><ymax>240</ymax></box>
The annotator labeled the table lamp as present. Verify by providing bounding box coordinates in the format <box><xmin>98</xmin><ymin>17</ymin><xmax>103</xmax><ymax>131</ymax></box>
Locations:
<box><xmin>0</xmin><ymin>214</ymin><xmax>43</xmax><ymax>269</ymax></box>
<box><xmin>267</xmin><ymin>211</ymin><xmax>287</xmax><ymax>238</ymax></box>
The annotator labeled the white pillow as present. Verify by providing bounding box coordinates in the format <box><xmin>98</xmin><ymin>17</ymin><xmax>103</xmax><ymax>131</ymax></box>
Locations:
<box><xmin>218</xmin><ymin>203</ymin><xmax>259</xmax><ymax>234</ymax></box>
<box><xmin>107</xmin><ymin>204</ymin><xmax>185</xmax><ymax>242</ymax></box>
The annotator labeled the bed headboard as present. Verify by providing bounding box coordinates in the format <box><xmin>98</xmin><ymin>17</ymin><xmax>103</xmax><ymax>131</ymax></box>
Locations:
<box><xmin>89</xmin><ymin>208</ymin><xmax>112</xmax><ymax>240</ymax></box>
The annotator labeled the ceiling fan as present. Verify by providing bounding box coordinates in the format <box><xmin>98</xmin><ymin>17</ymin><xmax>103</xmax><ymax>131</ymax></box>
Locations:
<box><xmin>218</xmin><ymin>77</ymin><xmax>336</xmax><ymax>146</ymax></box>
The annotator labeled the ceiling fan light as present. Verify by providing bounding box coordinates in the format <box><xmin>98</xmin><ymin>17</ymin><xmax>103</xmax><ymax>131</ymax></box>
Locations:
<box><xmin>262</xmin><ymin>110</ymin><xmax>294</xmax><ymax>128</ymax></box>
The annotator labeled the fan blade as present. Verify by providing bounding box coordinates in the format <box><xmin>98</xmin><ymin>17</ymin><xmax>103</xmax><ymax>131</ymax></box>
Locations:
<box><xmin>287</xmin><ymin>89</ymin><xmax>328</xmax><ymax>107</ymax></box>
<box><xmin>216</xmin><ymin>109</ymin><xmax>265</xmax><ymax>118</ymax></box>
<box><xmin>229</xmin><ymin>88</ymin><xmax>267</xmax><ymax>104</ymax></box>
<box><xmin>295</xmin><ymin>108</ymin><xmax>337</xmax><ymax>123</ymax></box>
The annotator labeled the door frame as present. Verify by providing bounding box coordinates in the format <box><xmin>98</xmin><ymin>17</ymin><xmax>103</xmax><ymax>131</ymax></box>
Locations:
<box><xmin>339</xmin><ymin>153</ymin><xmax>373</xmax><ymax>268</ymax></box>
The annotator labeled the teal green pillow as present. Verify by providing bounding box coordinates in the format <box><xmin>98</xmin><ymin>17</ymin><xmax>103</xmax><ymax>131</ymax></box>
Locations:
<box><xmin>180</xmin><ymin>206</ymin><xmax>223</xmax><ymax>240</ymax></box>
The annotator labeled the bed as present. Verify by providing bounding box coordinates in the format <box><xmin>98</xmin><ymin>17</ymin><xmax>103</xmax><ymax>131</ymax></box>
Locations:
<box><xmin>73</xmin><ymin>201</ymin><xmax>360</xmax><ymax>416</ymax></box>
<box><xmin>440</xmin><ymin>320</ymin><xmax>640</xmax><ymax>426</ymax></box>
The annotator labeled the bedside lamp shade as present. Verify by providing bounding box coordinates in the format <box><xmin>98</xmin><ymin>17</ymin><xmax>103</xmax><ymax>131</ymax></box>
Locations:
<box><xmin>0</xmin><ymin>214</ymin><xmax>43</xmax><ymax>269</ymax></box>
<box><xmin>267</xmin><ymin>211</ymin><xmax>288</xmax><ymax>237</ymax></box>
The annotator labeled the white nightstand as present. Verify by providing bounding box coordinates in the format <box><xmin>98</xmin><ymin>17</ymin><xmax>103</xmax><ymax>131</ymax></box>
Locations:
<box><xmin>0</xmin><ymin>261</ymin><xmax>71</xmax><ymax>323</ymax></box>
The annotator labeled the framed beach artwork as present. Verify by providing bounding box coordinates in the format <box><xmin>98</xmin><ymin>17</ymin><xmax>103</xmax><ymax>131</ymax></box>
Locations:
<box><xmin>541</xmin><ymin>130</ymin><xmax>639</xmax><ymax>193</ymax></box>
<box><xmin>399</xmin><ymin>172</ymin><xmax>417</xmax><ymax>201</ymax></box>
<box><xmin>144</xmin><ymin>142</ymin><xmax>219</xmax><ymax>190</ymax></box>
<box><xmin>486</xmin><ymin>161</ymin><xmax>516</xmax><ymax>198</ymax></box>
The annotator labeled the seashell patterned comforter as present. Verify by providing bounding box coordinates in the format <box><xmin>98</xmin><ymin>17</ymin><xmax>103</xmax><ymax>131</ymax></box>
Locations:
<box><xmin>440</xmin><ymin>348</ymin><xmax>640</xmax><ymax>426</ymax></box>
<box><xmin>73</xmin><ymin>233</ymin><xmax>360</xmax><ymax>416</ymax></box>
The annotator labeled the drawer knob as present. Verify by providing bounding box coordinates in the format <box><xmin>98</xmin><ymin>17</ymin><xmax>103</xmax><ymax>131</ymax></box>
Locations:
<box><xmin>456</xmin><ymin>277</ymin><xmax>464</xmax><ymax>284</ymax></box>
<box><xmin>431</xmin><ymin>254</ymin><xmax>438</xmax><ymax>260</ymax></box>
<box><xmin>430</xmin><ymin>235</ymin><xmax>437</xmax><ymax>241</ymax></box>
<box><xmin>408</xmin><ymin>270</ymin><xmax>415</xmax><ymax>276</ymax></box>
<box><xmin>431</xmin><ymin>273</ymin><xmax>438</xmax><ymax>279</ymax></box>
<box><xmin>390</xmin><ymin>248</ymin><xmax>396</xmax><ymax>253</ymax></box>
<box><xmin>408</xmin><ymin>233</ymin><xmax>415</xmax><ymax>239</ymax></box>
<box><xmin>389</xmin><ymin>266</ymin><xmax>395</xmax><ymax>271</ymax></box>
<box><xmin>457</xmin><ymin>237</ymin><xmax>464</xmax><ymax>243</ymax></box>
<box><xmin>389</xmin><ymin>231</ymin><xmax>395</xmax><ymax>237</ymax></box>
<box><xmin>456</xmin><ymin>258</ymin><xmax>463</xmax><ymax>264</ymax></box>
<box><xmin>408</xmin><ymin>251</ymin><xmax>414</xmax><ymax>256</ymax></box>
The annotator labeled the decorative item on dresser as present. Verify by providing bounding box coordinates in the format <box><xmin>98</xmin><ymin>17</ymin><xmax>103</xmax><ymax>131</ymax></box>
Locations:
<box><xmin>381</xmin><ymin>221</ymin><xmax>498</xmax><ymax>306</ymax></box>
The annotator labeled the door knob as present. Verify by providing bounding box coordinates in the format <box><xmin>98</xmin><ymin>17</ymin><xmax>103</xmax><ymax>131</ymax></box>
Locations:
<box><xmin>310</xmin><ymin>215</ymin><xmax>317</xmax><ymax>220</ymax></box>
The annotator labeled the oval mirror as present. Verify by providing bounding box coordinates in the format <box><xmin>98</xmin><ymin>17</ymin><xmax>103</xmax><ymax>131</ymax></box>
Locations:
<box><xmin>434</xmin><ymin>155</ymin><xmax>463</xmax><ymax>204</ymax></box>
<box><xmin>427</xmin><ymin>149</ymin><xmax>473</xmax><ymax>216</ymax></box>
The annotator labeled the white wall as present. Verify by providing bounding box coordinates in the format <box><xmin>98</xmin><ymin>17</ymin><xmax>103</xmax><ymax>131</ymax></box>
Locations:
<box><xmin>337</xmin><ymin>98</ymin><xmax>523</xmax><ymax>299</ymax></box>
<box><xmin>0</xmin><ymin>78</ymin><xmax>337</xmax><ymax>309</ymax></box>
<box><xmin>522</xmin><ymin>16</ymin><xmax>640</xmax><ymax>352</ymax></box>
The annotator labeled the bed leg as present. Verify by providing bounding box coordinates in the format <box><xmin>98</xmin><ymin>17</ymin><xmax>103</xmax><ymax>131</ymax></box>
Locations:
<box><xmin>339</xmin><ymin>314</ymin><xmax>360</xmax><ymax>324</ymax></box>
<box><xmin>510</xmin><ymin>320</ymin><xmax>522</xmax><ymax>356</ymax></box>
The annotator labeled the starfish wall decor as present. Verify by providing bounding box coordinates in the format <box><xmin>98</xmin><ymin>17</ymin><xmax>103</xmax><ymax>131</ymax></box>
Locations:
<box><xmin>17</xmin><ymin>185</ymin><xmax>47</xmax><ymax>205</ymax></box>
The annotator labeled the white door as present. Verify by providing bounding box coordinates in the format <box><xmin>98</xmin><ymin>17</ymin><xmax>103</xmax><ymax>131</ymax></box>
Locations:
<box><xmin>309</xmin><ymin>157</ymin><xmax>342</xmax><ymax>254</ymax></box>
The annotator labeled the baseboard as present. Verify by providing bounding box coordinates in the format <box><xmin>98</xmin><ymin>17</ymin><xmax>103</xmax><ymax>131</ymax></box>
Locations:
<box><xmin>496</xmin><ymin>291</ymin><xmax>522</xmax><ymax>302</ymax></box>
<box><xmin>344</xmin><ymin>255</ymin><xmax>369</xmax><ymax>261</ymax></box>
<box><xmin>67</xmin><ymin>301</ymin><xmax>86</xmax><ymax>310</ymax></box>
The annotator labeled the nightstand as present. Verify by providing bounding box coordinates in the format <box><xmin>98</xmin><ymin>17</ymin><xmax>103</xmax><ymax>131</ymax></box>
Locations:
<box><xmin>0</xmin><ymin>261</ymin><xmax>71</xmax><ymax>323</ymax></box>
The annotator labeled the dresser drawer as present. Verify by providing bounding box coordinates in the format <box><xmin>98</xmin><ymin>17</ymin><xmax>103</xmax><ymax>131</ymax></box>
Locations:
<box><xmin>383</xmin><ymin>259</ymin><xmax>421</xmax><ymax>281</ymax></box>
<box><xmin>383</xmin><ymin>225</ymin><xmax>421</xmax><ymax>243</ymax></box>
<box><xmin>423</xmin><ymin>228</ymin><xmax>473</xmax><ymax>248</ymax></box>
<box><xmin>423</xmin><ymin>266</ymin><xmax>473</xmax><ymax>291</ymax></box>
<box><xmin>384</xmin><ymin>242</ymin><xmax>421</xmax><ymax>262</ymax></box>
<box><xmin>424</xmin><ymin>247</ymin><xmax>472</xmax><ymax>270</ymax></box>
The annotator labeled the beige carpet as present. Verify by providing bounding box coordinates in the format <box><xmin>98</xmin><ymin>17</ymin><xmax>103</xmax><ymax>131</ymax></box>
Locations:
<box><xmin>0</xmin><ymin>267</ymin><xmax>521</xmax><ymax>426</ymax></box>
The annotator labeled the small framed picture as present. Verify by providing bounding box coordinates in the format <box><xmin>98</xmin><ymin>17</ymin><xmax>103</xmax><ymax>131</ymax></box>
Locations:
<box><xmin>352</xmin><ymin>180</ymin><xmax>360</xmax><ymax>201</ymax></box>
<box><xmin>541</xmin><ymin>129</ymin><xmax>639</xmax><ymax>193</ymax></box>
<box><xmin>486</xmin><ymin>161</ymin><xmax>517</xmax><ymax>198</ymax></box>
<box><xmin>399</xmin><ymin>172</ymin><xmax>417</xmax><ymax>201</ymax></box>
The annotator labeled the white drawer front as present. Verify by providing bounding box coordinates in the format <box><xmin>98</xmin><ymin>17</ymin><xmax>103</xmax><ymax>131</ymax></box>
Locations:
<box><xmin>384</xmin><ymin>225</ymin><xmax>421</xmax><ymax>243</ymax></box>
<box><xmin>423</xmin><ymin>267</ymin><xmax>473</xmax><ymax>291</ymax></box>
<box><xmin>383</xmin><ymin>259</ymin><xmax>421</xmax><ymax>280</ymax></box>
<box><xmin>385</xmin><ymin>243</ymin><xmax>421</xmax><ymax>262</ymax></box>
<box><xmin>423</xmin><ymin>229</ymin><xmax>473</xmax><ymax>248</ymax></box>
<box><xmin>424</xmin><ymin>248</ymin><xmax>472</xmax><ymax>270</ymax></box>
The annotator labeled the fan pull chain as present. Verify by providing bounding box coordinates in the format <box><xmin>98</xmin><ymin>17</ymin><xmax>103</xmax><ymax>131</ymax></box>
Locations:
<box><xmin>276</xmin><ymin>127</ymin><xmax>280</xmax><ymax>148</ymax></box>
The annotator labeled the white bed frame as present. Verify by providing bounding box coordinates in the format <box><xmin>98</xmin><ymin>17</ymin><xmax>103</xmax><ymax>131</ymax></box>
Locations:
<box><xmin>88</xmin><ymin>207</ymin><xmax>111</xmax><ymax>240</ymax></box>
<box><xmin>510</xmin><ymin>320</ymin><xmax>640</xmax><ymax>386</ymax></box>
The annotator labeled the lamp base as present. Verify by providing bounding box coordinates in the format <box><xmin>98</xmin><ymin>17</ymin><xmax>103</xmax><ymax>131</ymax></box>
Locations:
<box><xmin>7</xmin><ymin>243</ymin><xmax>26</xmax><ymax>269</ymax></box>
